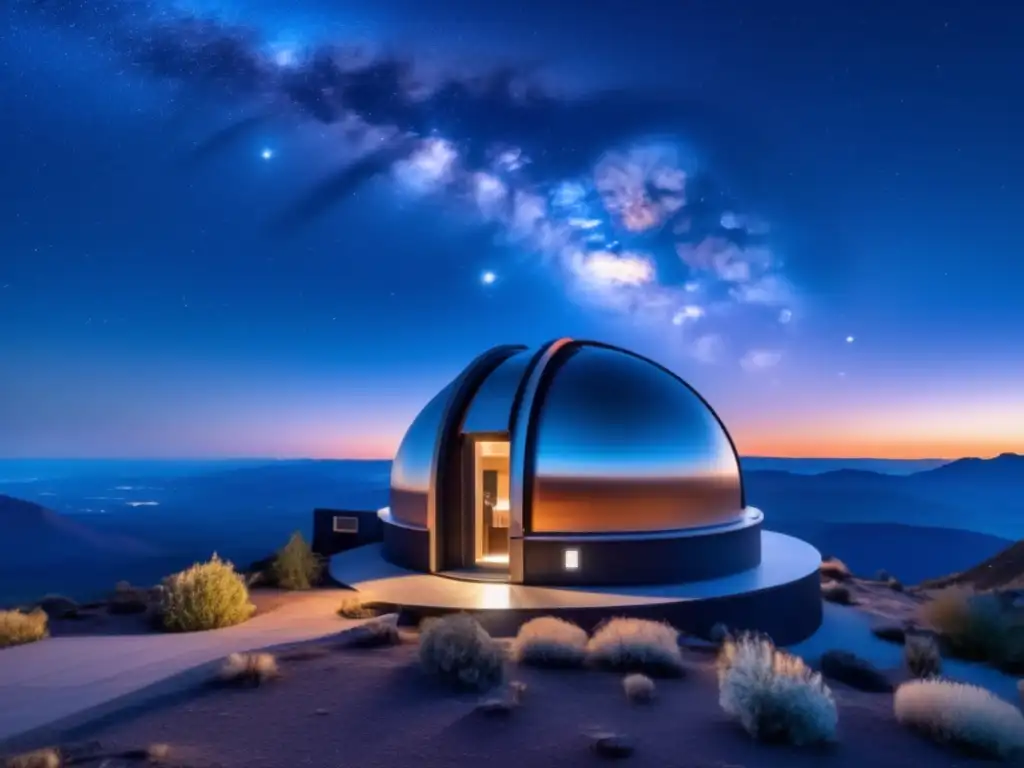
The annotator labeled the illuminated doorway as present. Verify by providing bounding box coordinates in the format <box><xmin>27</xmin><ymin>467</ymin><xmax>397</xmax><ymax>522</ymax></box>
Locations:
<box><xmin>474</xmin><ymin>440</ymin><xmax>510</xmax><ymax>569</ymax></box>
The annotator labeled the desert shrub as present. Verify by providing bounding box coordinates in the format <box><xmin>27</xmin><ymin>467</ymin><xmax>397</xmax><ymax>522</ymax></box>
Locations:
<box><xmin>3</xmin><ymin>747</ymin><xmax>61</xmax><ymax>768</ymax></box>
<box><xmin>709</xmin><ymin>622</ymin><xmax>731</xmax><ymax>644</ymax></box>
<box><xmin>218</xmin><ymin>652</ymin><xmax>279</xmax><ymax>686</ymax></box>
<box><xmin>819</xmin><ymin>649</ymin><xmax>892</xmax><ymax>692</ymax></box>
<box><xmin>34</xmin><ymin>594</ymin><xmax>79</xmax><ymax>619</ymax></box>
<box><xmin>623</xmin><ymin>673</ymin><xmax>656</xmax><ymax>703</ymax></box>
<box><xmin>419</xmin><ymin>613</ymin><xmax>504</xmax><ymax>691</ymax></box>
<box><xmin>271</xmin><ymin>531</ymin><xmax>322</xmax><ymax>590</ymax></box>
<box><xmin>0</xmin><ymin>608</ymin><xmax>48</xmax><ymax>648</ymax></box>
<box><xmin>871</xmin><ymin>623</ymin><xmax>907</xmax><ymax>644</ymax></box>
<box><xmin>147</xmin><ymin>744</ymin><xmax>171</xmax><ymax>762</ymax></box>
<box><xmin>510</xmin><ymin>616</ymin><xmax>588</xmax><ymax>668</ymax></box>
<box><xmin>160</xmin><ymin>555</ymin><xmax>255</xmax><ymax>632</ymax></box>
<box><xmin>888</xmin><ymin>577</ymin><xmax>904</xmax><ymax>592</ymax></box>
<box><xmin>921</xmin><ymin>587</ymin><xmax>1022</xmax><ymax>665</ymax></box>
<box><xmin>717</xmin><ymin>633</ymin><xmax>837</xmax><ymax>745</ymax></box>
<box><xmin>821</xmin><ymin>582</ymin><xmax>854</xmax><ymax>605</ymax></box>
<box><xmin>338</xmin><ymin>595</ymin><xmax>380</xmax><ymax>619</ymax></box>
<box><xmin>905</xmin><ymin>634</ymin><xmax>942</xmax><ymax>679</ymax></box>
<box><xmin>337</xmin><ymin>616</ymin><xmax>401</xmax><ymax>648</ymax></box>
<box><xmin>894</xmin><ymin>679</ymin><xmax>1024</xmax><ymax>760</ymax></box>
<box><xmin>586</xmin><ymin>618</ymin><xmax>685</xmax><ymax>677</ymax></box>
<box><xmin>108</xmin><ymin>581</ymin><xmax>150</xmax><ymax>614</ymax></box>
<box><xmin>819</xmin><ymin>557</ymin><xmax>851</xmax><ymax>581</ymax></box>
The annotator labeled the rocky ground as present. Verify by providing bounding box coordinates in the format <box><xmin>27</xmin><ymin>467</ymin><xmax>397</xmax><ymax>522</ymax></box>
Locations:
<box><xmin>5</xmin><ymin>632</ymin><xmax>997</xmax><ymax>768</ymax></box>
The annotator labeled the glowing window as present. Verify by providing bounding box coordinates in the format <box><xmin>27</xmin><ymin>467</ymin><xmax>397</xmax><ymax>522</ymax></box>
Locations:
<box><xmin>564</xmin><ymin>548</ymin><xmax>580</xmax><ymax>571</ymax></box>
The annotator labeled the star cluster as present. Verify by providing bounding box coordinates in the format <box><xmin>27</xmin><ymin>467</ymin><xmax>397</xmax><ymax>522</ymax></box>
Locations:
<box><xmin>19</xmin><ymin>0</ymin><xmax>797</xmax><ymax>369</ymax></box>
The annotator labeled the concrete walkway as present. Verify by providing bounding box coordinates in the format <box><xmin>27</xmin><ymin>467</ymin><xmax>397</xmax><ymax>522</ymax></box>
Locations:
<box><xmin>0</xmin><ymin>590</ymin><xmax>364</xmax><ymax>748</ymax></box>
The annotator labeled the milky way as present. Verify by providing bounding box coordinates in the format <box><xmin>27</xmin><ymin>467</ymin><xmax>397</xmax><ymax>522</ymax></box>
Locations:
<box><xmin>21</xmin><ymin>0</ymin><xmax>797</xmax><ymax>367</ymax></box>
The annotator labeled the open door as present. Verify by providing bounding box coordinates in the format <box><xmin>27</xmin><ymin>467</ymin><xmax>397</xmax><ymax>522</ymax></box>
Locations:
<box><xmin>473</xmin><ymin>440</ymin><xmax>510</xmax><ymax>570</ymax></box>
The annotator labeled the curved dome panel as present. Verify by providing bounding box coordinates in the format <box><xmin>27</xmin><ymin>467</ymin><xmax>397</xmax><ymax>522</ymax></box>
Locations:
<box><xmin>528</xmin><ymin>345</ymin><xmax>743</xmax><ymax>534</ymax></box>
<box><xmin>389</xmin><ymin>383</ymin><xmax>452</xmax><ymax>528</ymax></box>
<box><xmin>460</xmin><ymin>349</ymin><xmax>533</xmax><ymax>434</ymax></box>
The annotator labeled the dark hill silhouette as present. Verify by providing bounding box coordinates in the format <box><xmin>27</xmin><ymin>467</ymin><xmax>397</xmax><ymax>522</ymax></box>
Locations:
<box><xmin>0</xmin><ymin>494</ymin><xmax>157</xmax><ymax>564</ymax></box>
<box><xmin>918</xmin><ymin>452</ymin><xmax>1024</xmax><ymax>482</ymax></box>
<box><xmin>921</xmin><ymin>539</ymin><xmax>1024</xmax><ymax>591</ymax></box>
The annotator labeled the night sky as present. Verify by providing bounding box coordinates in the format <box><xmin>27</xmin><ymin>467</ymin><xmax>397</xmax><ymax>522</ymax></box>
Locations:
<box><xmin>1</xmin><ymin>0</ymin><xmax>1021</xmax><ymax>460</ymax></box>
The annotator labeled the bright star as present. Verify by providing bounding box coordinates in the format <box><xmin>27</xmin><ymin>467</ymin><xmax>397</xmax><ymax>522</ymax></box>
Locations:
<box><xmin>481</xmin><ymin>271</ymin><xmax>497</xmax><ymax>285</ymax></box>
<box><xmin>846</xmin><ymin>335</ymin><xmax>855</xmax><ymax>343</ymax></box>
<box><xmin>261</xmin><ymin>148</ymin><xmax>274</xmax><ymax>160</ymax></box>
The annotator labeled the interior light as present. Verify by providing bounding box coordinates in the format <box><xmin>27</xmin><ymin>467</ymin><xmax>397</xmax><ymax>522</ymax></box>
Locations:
<box><xmin>564</xmin><ymin>548</ymin><xmax>580</xmax><ymax>571</ymax></box>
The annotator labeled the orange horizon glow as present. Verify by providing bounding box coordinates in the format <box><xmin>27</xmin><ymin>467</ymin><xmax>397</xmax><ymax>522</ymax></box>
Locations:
<box><xmin>297</xmin><ymin>439</ymin><xmax>1021</xmax><ymax>463</ymax></box>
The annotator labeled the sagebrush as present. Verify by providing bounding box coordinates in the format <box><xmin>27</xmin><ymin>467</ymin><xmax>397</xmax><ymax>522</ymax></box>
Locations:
<box><xmin>219</xmin><ymin>652</ymin><xmax>279</xmax><ymax>685</ymax></box>
<box><xmin>921</xmin><ymin>587</ymin><xmax>1024</xmax><ymax>668</ymax></box>
<box><xmin>0</xmin><ymin>608</ymin><xmax>48</xmax><ymax>649</ymax></box>
<box><xmin>904</xmin><ymin>634</ymin><xmax>942</xmax><ymax>679</ymax></box>
<box><xmin>271</xmin><ymin>531</ymin><xmax>322</xmax><ymax>590</ymax></box>
<box><xmin>623</xmin><ymin>673</ymin><xmax>656</xmax><ymax>703</ymax></box>
<box><xmin>717</xmin><ymin>633</ymin><xmax>837</xmax><ymax>745</ymax></box>
<box><xmin>511</xmin><ymin>616</ymin><xmax>588</xmax><ymax>668</ymax></box>
<box><xmin>419</xmin><ymin>613</ymin><xmax>504</xmax><ymax>691</ymax></box>
<box><xmin>160</xmin><ymin>555</ymin><xmax>255</xmax><ymax>632</ymax></box>
<box><xmin>821</xmin><ymin>582</ymin><xmax>854</xmax><ymax>605</ymax></box>
<box><xmin>895</xmin><ymin>679</ymin><xmax>1024</xmax><ymax>760</ymax></box>
<box><xmin>586</xmin><ymin>618</ymin><xmax>685</xmax><ymax>676</ymax></box>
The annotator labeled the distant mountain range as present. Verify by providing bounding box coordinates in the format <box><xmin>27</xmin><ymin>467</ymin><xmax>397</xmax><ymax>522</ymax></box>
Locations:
<box><xmin>0</xmin><ymin>494</ymin><xmax>157</xmax><ymax>565</ymax></box>
<box><xmin>0</xmin><ymin>453</ymin><xmax>1019</xmax><ymax>604</ymax></box>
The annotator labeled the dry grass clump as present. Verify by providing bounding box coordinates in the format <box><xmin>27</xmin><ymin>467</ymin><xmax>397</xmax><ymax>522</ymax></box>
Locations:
<box><xmin>821</xmin><ymin>582</ymin><xmax>854</xmax><ymax>605</ymax></box>
<box><xmin>218</xmin><ymin>652</ymin><xmax>280</xmax><ymax>686</ymax></box>
<box><xmin>717</xmin><ymin>632</ymin><xmax>837</xmax><ymax>745</ymax></box>
<box><xmin>708</xmin><ymin>622</ymin><xmax>731</xmax><ymax>644</ymax></box>
<box><xmin>894</xmin><ymin>679</ymin><xmax>1024</xmax><ymax>760</ymax></box>
<box><xmin>819</xmin><ymin>557</ymin><xmax>851</xmax><ymax>581</ymax></box>
<box><xmin>2</xmin><ymin>748</ymin><xmax>59</xmax><ymax>768</ymax></box>
<box><xmin>871</xmin><ymin>623</ymin><xmax>907</xmax><ymax>644</ymax></box>
<box><xmin>160</xmin><ymin>555</ymin><xmax>255</xmax><ymax>632</ymax></box>
<box><xmin>34</xmin><ymin>594</ymin><xmax>79</xmax><ymax>619</ymax></box>
<box><xmin>921</xmin><ymin>587</ymin><xmax>1024</xmax><ymax>668</ymax></box>
<box><xmin>3</xmin><ymin>747</ymin><xmax>60</xmax><ymax>768</ymax></box>
<box><xmin>586</xmin><ymin>618</ymin><xmax>685</xmax><ymax>677</ymax></box>
<box><xmin>271</xmin><ymin>531</ymin><xmax>322</xmax><ymax>590</ymax></box>
<box><xmin>146</xmin><ymin>743</ymin><xmax>171</xmax><ymax>762</ymax></box>
<box><xmin>108</xmin><ymin>581</ymin><xmax>150</xmax><ymax>615</ymax></box>
<box><xmin>904</xmin><ymin>634</ymin><xmax>942</xmax><ymax>679</ymax></box>
<box><xmin>510</xmin><ymin>616</ymin><xmax>588</xmax><ymax>668</ymax></box>
<box><xmin>338</xmin><ymin>595</ymin><xmax>380</xmax><ymax>619</ymax></box>
<box><xmin>419</xmin><ymin>613</ymin><xmax>504</xmax><ymax>691</ymax></box>
<box><xmin>622</xmin><ymin>673</ymin><xmax>656</xmax><ymax>703</ymax></box>
<box><xmin>0</xmin><ymin>608</ymin><xmax>48</xmax><ymax>649</ymax></box>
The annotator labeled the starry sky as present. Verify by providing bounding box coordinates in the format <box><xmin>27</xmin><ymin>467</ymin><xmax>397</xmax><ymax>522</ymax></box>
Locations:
<box><xmin>0</xmin><ymin>0</ymin><xmax>1021</xmax><ymax>460</ymax></box>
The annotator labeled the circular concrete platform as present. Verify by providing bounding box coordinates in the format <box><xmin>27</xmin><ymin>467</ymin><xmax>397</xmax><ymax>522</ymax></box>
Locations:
<box><xmin>330</xmin><ymin>530</ymin><xmax>823</xmax><ymax>644</ymax></box>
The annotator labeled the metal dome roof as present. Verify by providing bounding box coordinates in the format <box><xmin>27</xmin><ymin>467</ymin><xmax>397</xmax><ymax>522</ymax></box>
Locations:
<box><xmin>389</xmin><ymin>339</ymin><xmax>745</xmax><ymax>534</ymax></box>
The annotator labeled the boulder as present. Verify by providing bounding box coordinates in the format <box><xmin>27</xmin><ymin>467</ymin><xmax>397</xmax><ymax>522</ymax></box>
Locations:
<box><xmin>591</xmin><ymin>733</ymin><xmax>635</xmax><ymax>759</ymax></box>
<box><xmin>820</xmin><ymin>649</ymin><xmax>892</xmax><ymax>692</ymax></box>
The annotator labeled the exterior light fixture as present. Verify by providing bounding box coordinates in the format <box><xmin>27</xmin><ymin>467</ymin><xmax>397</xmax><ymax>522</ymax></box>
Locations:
<box><xmin>564</xmin><ymin>548</ymin><xmax>580</xmax><ymax>571</ymax></box>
